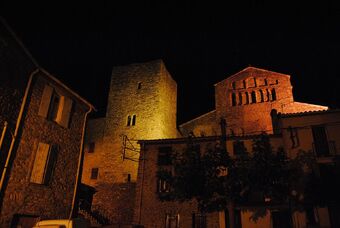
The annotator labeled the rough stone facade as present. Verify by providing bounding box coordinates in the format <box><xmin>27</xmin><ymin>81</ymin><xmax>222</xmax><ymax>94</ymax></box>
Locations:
<box><xmin>180</xmin><ymin>67</ymin><xmax>328</xmax><ymax>137</ymax></box>
<box><xmin>82</xmin><ymin>60</ymin><xmax>178</xmax><ymax>224</ymax></box>
<box><xmin>134</xmin><ymin>135</ymin><xmax>284</xmax><ymax>227</ymax></box>
<box><xmin>0</xmin><ymin>20</ymin><xmax>93</xmax><ymax>227</ymax></box>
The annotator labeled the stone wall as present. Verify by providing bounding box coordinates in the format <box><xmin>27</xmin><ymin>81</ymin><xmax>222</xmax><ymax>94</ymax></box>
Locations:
<box><xmin>0</xmin><ymin>73</ymin><xmax>88</xmax><ymax>226</ymax></box>
<box><xmin>82</xmin><ymin>60</ymin><xmax>178</xmax><ymax>224</ymax></box>
<box><xmin>179</xmin><ymin>110</ymin><xmax>217</xmax><ymax>137</ymax></box>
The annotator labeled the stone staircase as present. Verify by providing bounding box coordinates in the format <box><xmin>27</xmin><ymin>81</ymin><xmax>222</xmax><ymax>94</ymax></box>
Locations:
<box><xmin>78</xmin><ymin>209</ymin><xmax>105</xmax><ymax>227</ymax></box>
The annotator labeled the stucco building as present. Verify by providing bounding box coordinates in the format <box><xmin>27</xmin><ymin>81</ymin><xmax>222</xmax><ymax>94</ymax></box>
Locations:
<box><xmin>0</xmin><ymin>19</ymin><xmax>94</xmax><ymax>227</ymax></box>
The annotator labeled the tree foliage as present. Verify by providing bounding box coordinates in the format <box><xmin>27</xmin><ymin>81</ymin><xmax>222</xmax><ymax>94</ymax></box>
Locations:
<box><xmin>157</xmin><ymin>133</ymin><xmax>317</xmax><ymax>217</ymax></box>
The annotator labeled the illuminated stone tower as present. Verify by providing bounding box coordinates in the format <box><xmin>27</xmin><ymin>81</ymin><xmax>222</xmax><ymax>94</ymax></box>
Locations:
<box><xmin>82</xmin><ymin>59</ymin><xmax>178</xmax><ymax>223</ymax></box>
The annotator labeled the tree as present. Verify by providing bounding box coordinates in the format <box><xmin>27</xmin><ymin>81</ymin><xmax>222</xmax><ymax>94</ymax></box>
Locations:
<box><xmin>157</xmin><ymin>133</ymin><xmax>309</xmax><ymax>222</ymax></box>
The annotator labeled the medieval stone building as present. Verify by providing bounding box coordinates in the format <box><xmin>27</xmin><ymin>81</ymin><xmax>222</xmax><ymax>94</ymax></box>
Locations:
<box><xmin>82</xmin><ymin>60</ymin><xmax>178</xmax><ymax>224</ymax></box>
<box><xmin>82</xmin><ymin>61</ymin><xmax>331</xmax><ymax>227</ymax></box>
<box><xmin>0</xmin><ymin>19</ymin><xmax>94</xmax><ymax>227</ymax></box>
<box><xmin>180</xmin><ymin>67</ymin><xmax>328</xmax><ymax>137</ymax></box>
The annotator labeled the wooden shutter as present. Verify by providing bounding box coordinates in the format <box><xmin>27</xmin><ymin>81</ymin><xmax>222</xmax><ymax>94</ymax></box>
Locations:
<box><xmin>56</xmin><ymin>96</ymin><xmax>73</xmax><ymax>128</ymax></box>
<box><xmin>38</xmin><ymin>85</ymin><xmax>53</xmax><ymax>118</ymax></box>
<box><xmin>30</xmin><ymin>143</ymin><xmax>50</xmax><ymax>184</ymax></box>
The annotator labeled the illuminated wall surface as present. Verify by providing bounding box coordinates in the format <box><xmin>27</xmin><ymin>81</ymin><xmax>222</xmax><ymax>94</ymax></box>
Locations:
<box><xmin>82</xmin><ymin>60</ymin><xmax>178</xmax><ymax>223</ymax></box>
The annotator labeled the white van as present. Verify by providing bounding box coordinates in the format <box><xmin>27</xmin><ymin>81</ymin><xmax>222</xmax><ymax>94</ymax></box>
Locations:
<box><xmin>33</xmin><ymin>218</ymin><xmax>90</xmax><ymax>228</ymax></box>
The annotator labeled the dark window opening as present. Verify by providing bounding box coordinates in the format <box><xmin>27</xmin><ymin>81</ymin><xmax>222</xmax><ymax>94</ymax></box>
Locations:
<box><xmin>251</xmin><ymin>91</ymin><xmax>257</xmax><ymax>103</ymax></box>
<box><xmin>132</xmin><ymin>115</ymin><xmax>136</xmax><ymax>126</ymax></box>
<box><xmin>127</xmin><ymin>115</ymin><xmax>131</xmax><ymax>126</ymax></box>
<box><xmin>48</xmin><ymin>92</ymin><xmax>60</xmax><ymax>121</ymax></box>
<box><xmin>238</xmin><ymin>92</ymin><xmax>242</xmax><ymax>105</ymax></box>
<box><xmin>192</xmin><ymin>213</ymin><xmax>207</xmax><ymax>228</ymax></box>
<box><xmin>271</xmin><ymin>88</ymin><xmax>277</xmax><ymax>101</ymax></box>
<box><xmin>127</xmin><ymin>173</ymin><xmax>131</xmax><ymax>182</ymax></box>
<box><xmin>243</xmin><ymin>80</ymin><xmax>246</xmax><ymax>88</ymax></box>
<box><xmin>245</xmin><ymin>92</ymin><xmax>249</xmax><ymax>104</ymax></box>
<box><xmin>312</xmin><ymin>125</ymin><xmax>330</xmax><ymax>157</ymax></box>
<box><xmin>231</xmin><ymin>93</ymin><xmax>237</xmax><ymax>106</ymax></box>
<box><xmin>233</xmin><ymin>140</ymin><xmax>246</xmax><ymax>156</ymax></box>
<box><xmin>158</xmin><ymin>178</ymin><xmax>171</xmax><ymax>193</ymax></box>
<box><xmin>158</xmin><ymin>147</ymin><xmax>172</xmax><ymax>165</ymax></box>
<box><xmin>91</xmin><ymin>168</ymin><xmax>99</xmax><ymax>179</ymax></box>
<box><xmin>231</xmin><ymin>82</ymin><xmax>236</xmax><ymax>89</ymax></box>
<box><xmin>137</xmin><ymin>82</ymin><xmax>142</xmax><ymax>89</ymax></box>
<box><xmin>88</xmin><ymin>142</ymin><xmax>95</xmax><ymax>153</ymax></box>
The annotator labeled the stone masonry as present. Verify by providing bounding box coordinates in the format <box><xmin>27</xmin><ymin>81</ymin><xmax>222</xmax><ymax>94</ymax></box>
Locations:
<box><xmin>82</xmin><ymin>60</ymin><xmax>178</xmax><ymax>224</ymax></box>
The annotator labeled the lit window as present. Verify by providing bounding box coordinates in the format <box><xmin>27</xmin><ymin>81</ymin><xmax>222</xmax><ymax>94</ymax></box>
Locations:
<box><xmin>30</xmin><ymin>142</ymin><xmax>58</xmax><ymax>185</ymax></box>
<box><xmin>91</xmin><ymin>168</ymin><xmax>99</xmax><ymax>179</ymax></box>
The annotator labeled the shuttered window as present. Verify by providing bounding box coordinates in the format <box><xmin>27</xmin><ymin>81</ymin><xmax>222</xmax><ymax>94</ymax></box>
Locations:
<box><xmin>38</xmin><ymin>85</ymin><xmax>73</xmax><ymax>128</ymax></box>
<box><xmin>30</xmin><ymin>142</ymin><xmax>58</xmax><ymax>185</ymax></box>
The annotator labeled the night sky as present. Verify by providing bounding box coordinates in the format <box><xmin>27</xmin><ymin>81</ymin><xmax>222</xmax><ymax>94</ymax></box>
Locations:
<box><xmin>1</xmin><ymin>1</ymin><xmax>340</xmax><ymax>124</ymax></box>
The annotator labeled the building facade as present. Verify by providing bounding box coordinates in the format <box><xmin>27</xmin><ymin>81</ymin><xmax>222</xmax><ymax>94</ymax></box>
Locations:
<box><xmin>0</xmin><ymin>19</ymin><xmax>93</xmax><ymax>227</ymax></box>
<box><xmin>82</xmin><ymin>60</ymin><xmax>178</xmax><ymax>224</ymax></box>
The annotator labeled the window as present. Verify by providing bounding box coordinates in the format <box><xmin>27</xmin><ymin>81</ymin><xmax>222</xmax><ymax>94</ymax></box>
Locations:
<box><xmin>245</xmin><ymin>92</ymin><xmax>249</xmax><ymax>104</ymax></box>
<box><xmin>127</xmin><ymin>115</ymin><xmax>136</xmax><ymax>126</ymax></box>
<box><xmin>30</xmin><ymin>142</ymin><xmax>58</xmax><ymax>185</ymax></box>
<box><xmin>38</xmin><ymin>85</ymin><xmax>73</xmax><ymax>128</ymax></box>
<box><xmin>166</xmin><ymin>213</ymin><xmax>180</xmax><ymax>228</ymax></box>
<box><xmin>288</xmin><ymin>127</ymin><xmax>299</xmax><ymax>148</ymax></box>
<box><xmin>312</xmin><ymin>125</ymin><xmax>330</xmax><ymax>156</ymax></box>
<box><xmin>91</xmin><ymin>168</ymin><xmax>99</xmax><ymax>179</ymax></box>
<box><xmin>88</xmin><ymin>142</ymin><xmax>95</xmax><ymax>153</ymax></box>
<box><xmin>137</xmin><ymin>82</ymin><xmax>142</xmax><ymax>90</ymax></box>
<box><xmin>132</xmin><ymin>115</ymin><xmax>136</xmax><ymax>126</ymax></box>
<box><xmin>233</xmin><ymin>140</ymin><xmax>246</xmax><ymax>156</ymax></box>
<box><xmin>231</xmin><ymin>93</ymin><xmax>237</xmax><ymax>106</ymax></box>
<box><xmin>192</xmin><ymin>213</ymin><xmax>207</xmax><ymax>228</ymax></box>
<box><xmin>259</xmin><ymin>90</ymin><xmax>264</xmax><ymax>102</ymax></box>
<box><xmin>238</xmin><ymin>92</ymin><xmax>243</xmax><ymax>105</ymax></box>
<box><xmin>127</xmin><ymin>173</ymin><xmax>131</xmax><ymax>182</ymax></box>
<box><xmin>251</xmin><ymin>91</ymin><xmax>257</xmax><ymax>103</ymax></box>
<box><xmin>231</xmin><ymin>81</ymin><xmax>236</xmax><ymax>89</ymax></box>
<box><xmin>271</xmin><ymin>88</ymin><xmax>277</xmax><ymax>101</ymax></box>
<box><xmin>158</xmin><ymin>147</ymin><xmax>172</xmax><ymax>165</ymax></box>
<box><xmin>158</xmin><ymin>178</ymin><xmax>171</xmax><ymax>193</ymax></box>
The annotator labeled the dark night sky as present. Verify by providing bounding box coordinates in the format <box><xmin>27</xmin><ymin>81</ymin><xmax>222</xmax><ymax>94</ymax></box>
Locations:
<box><xmin>1</xmin><ymin>1</ymin><xmax>340</xmax><ymax>124</ymax></box>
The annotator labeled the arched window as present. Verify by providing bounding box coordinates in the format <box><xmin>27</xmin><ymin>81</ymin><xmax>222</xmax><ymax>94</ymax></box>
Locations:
<box><xmin>264</xmin><ymin>78</ymin><xmax>268</xmax><ymax>85</ymax></box>
<box><xmin>259</xmin><ymin>90</ymin><xmax>264</xmax><ymax>102</ymax></box>
<box><xmin>251</xmin><ymin>91</ymin><xmax>257</xmax><ymax>103</ymax></box>
<box><xmin>238</xmin><ymin>92</ymin><xmax>243</xmax><ymax>105</ymax></box>
<box><xmin>271</xmin><ymin>88</ymin><xmax>277</xmax><ymax>101</ymax></box>
<box><xmin>231</xmin><ymin>93</ymin><xmax>237</xmax><ymax>106</ymax></box>
<box><xmin>245</xmin><ymin>92</ymin><xmax>249</xmax><ymax>104</ymax></box>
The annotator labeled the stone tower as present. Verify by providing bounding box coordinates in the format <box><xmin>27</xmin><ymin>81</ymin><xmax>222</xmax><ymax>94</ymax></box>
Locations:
<box><xmin>82</xmin><ymin>59</ymin><xmax>178</xmax><ymax>224</ymax></box>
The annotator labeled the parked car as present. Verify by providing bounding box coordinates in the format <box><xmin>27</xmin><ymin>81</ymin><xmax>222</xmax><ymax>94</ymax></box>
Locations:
<box><xmin>33</xmin><ymin>218</ymin><xmax>90</xmax><ymax>228</ymax></box>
